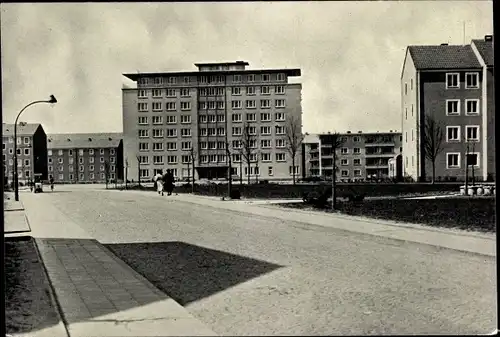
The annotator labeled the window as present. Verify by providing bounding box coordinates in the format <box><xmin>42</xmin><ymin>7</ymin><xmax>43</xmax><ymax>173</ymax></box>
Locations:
<box><xmin>276</xmin><ymin>153</ymin><xmax>286</xmax><ymax>162</ymax></box>
<box><xmin>233</xmin><ymin>75</ymin><xmax>242</xmax><ymax>82</ymax></box>
<box><xmin>217</xmin><ymin>154</ymin><xmax>226</xmax><ymax>163</ymax></box>
<box><xmin>217</xmin><ymin>141</ymin><xmax>226</xmax><ymax>149</ymax></box>
<box><xmin>209</xmin><ymin>155</ymin><xmax>217</xmax><ymax>163</ymax></box>
<box><xmin>180</xmin><ymin>115</ymin><xmax>191</xmax><ymax>124</ymax></box>
<box><xmin>139</xmin><ymin>78</ymin><xmax>149</xmax><ymax>85</ymax></box>
<box><xmin>277</xmin><ymin>73</ymin><xmax>285</xmax><ymax>81</ymax></box>
<box><xmin>138</xmin><ymin>90</ymin><xmax>148</xmax><ymax>98</ymax></box>
<box><xmin>341</xmin><ymin>159</ymin><xmax>349</xmax><ymax>166</ymax></box>
<box><xmin>261</xmin><ymin>113</ymin><xmax>271</xmax><ymax>122</ymax></box>
<box><xmin>465</xmin><ymin>99</ymin><xmax>480</xmax><ymax>115</ymax></box>
<box><xmin>246</xmin><ymin>100</ymin><xmax>256</xmax><ymax>109</ymax></box>
<box><xmin>181</xmin><ymin>128</ymin><xmax>192</xmax><ymax>137</ymax></box>
<box><xmin>200</xmin><ymin>142</ymin><xmax>208</xmax><ymax>150</ymax></box>
<box><xmin>138</xmin><ymin>103</ymin><xmax>148</xmax><ymax>112</ymax></box>
<box><xmin>341</xmin><ymin>136</ymin><xmax>348</xmax><ymax>142</ymax></box>
<box><xmin>153</xmin><ymin>142</ymin><xmax>163</xmax><ymax>151</ymax></box>
<box><xmin>353</xmin><ymin>158</ymin><xmax>361</xmax><ymax>166</ymax></box>
<box><xmin>405</xmin><ymin>83</ymin><xmax>408</xmax><ymax>95</ymax></box>
<box><xmin>341</xmin><ymin>170</ymin><xmax>349</xmax><ymax>177</ymax></box>
<box><xmin>247</xmin><ymin>74</ymin><xmax>255</xmax><ymax>82</ymax></box>
<box><xmin>79</xmin><ymin>165</ymin><xmax>85</xmax><ymax>172</ymax></box>
<box><xmin>138</xmin><ymin>116</ymin><xmax>148</xmax><ymax>125</ymax></box>
<box><xmin>152</xmin><ymin>129</ymin><xmax>164</xmax><ymax>138</ymax></box>
<box><xmin>24</xmin><ymin>159</ymin><xmax>30</xmax><ymax>166</ymax></box>
<box><xmin>246</xmin><ymin>86</ymin><xmax>256</xmax><ymax>95</ymax></box>
<box><xmin>261</xmin><ymin>86</ymin><xmax>270</xmax><ymax>95</ymax></box>
<box><xmin>199</xmin><ymin>115</ymin><xmax>207</xmax><ymax>123</ymax></box>
<box><xmin>353</xmin><ymin>148</ymin><xmax>361</xmax><ymax>154</ymax></box>
<box><xmin>199</xmin><ymin>128</ymin><xmax>208</xmax><ymax>136</ymax></box>
<box><xmin>232</xmin><ymin>140</ymin><xmax>241</xmax><ymax>149</ymax></box>
<box><xmin>152</xmin><ymin>89</ymin><xmax>162</xmax><ymax>97</ymax></box>
<box><xmin>249</xmin><ymin>153</ymin><xmax>257</xmax><ymax>162</ymax></box>
<box><xmin>167</xmin><ymin>129</ymin><xmax>177</xmax><ymax>138</ymax></box>
<box><xmin>68</xmin><ymin>165</ymin><xmax>73</xmax><ymax>172</ymax></box>
<box><xmin>232</xmin><ymin>113</ymin><xmax>242</xmax><ymax>122</ymax></box>
<box><xmin>268</xmin><ymin>166</ymin><xmax>274</xmax><ymax>176</ymax></box>
<box><xmin>166</xmin><ymin>102</ymin><xmax>176</xmax><ymax>111</ymax></box>
<box><xmin>246</xmin><ymin>113</ymin><xmax>256</xmax><ymax>122</ymax></box>
<box><xmin>249</xmin><ymin>139</ymin><xmax>257</xmax><ymax>148</ymax></box>
<box><xmin>410</xmin><ymin>79</ymin><xmax>413</xmax><ymax>91</ymax></box>
<box><xmin>139</xmin><ymin>143</ymin><xmax>149</xmax><ymax>151</ymax></box>
<box><xmin>260</xmin><ymin>139</ymin><xmax>271</xmax><ymax>149</ymax></box>
<box><xmin>48</xmin><ymin>149</ymin><xmax>52</xmax><ymax>156</ymax></box>
<box><xmin>180</xmin><ymin>88</ymin><xmax>190</xmax><ymax>97</ymax></box>
<box><xmin>181</xmin><ymin>141</ymin><xmax>192</xmax><ymax>150</ymax></box>
<box><xmin>100</xmin><ymin>165</ymin><xmax>105</xmax><ymax>171</ymax></box>
<box><xmin>289</xmin><ymin>166</ymin><xmax>299</xmax><ymax>175</ymax></box>
<box><xmin>48</xmin><ymin>165</ymin><xmax>53</xmax><ymax>171</ymax></box>
<box><xmin>232</xmin><ymin>154</ymin><xmax>241</xmax><ymax>163</ymax></box>
<box><xmin>208</xmin><ymin>128</ymin><xmax>216</xmax><ymax>136</ymax></box>
<box><xmin>260</xmin><ymin>99</ymin><xmax>271</xmax><ymax>108</ymax></box>
<box><xmin>405</xmin><ymin>108</ymin><xmax>408</xmax><ymax>120</ymax></box>
<box><xmin>100</xmin><ymin>157</ymin><xmax>105</xmax><ymax>163</ymax></box>
<box><xmin>139</xmin><ymin>169</ymin><xmax>150</xmax><ymax>178</ymax></box>
<box><xmin>232</xmin><ymin>100</ymin><xmax>242</xmax><ymax>109</ymax></box>
<box><xmin>262</xmin><ymin>74</ymin><xmax>270</xmax><ymax>82</ymax></box>
<box><xmin>181</xmin><ymin>102</ymin><xmax>191</xmax><ymax>110</ymax></box>
<box><xmin>152</xmin><ymin>102</ymin><xmax>162</xmax><ymax>111</ymax></box>
<box><xmin>248</xmin><ymin>127</ymin><xmax>257</xmax><ymax>135</ymax></box>
<box><xmin>79</xmin><ymin>157</ymin><xmax>84</xmax><ymax>164</ymax></box>
<box><xmin>208</xmin><ymin>115</ymin><xmax>216</xmax><ymax>123</ymax></box>
<box><xmin>465</xmin><ymin>126</ymin><xmax>480</xmax><ymax>141</ymax></box>
<box><xmin>152</xmin><ymin>116</ymin><xmax>163</xmax><ymax>125</ymax></box>
<box><xmin>446</xmin><ymin>126</ymin><xmax>460</xmax><ymax>142</ymax></box>
<box><xmin>216</xmin><ymin>101</ymin><xmax>225</xmax><ymax>110</ymax></box>
<box><xmin>24</xmin><ymin>148</ymin><xmax>30</xmax><ymax>156</ymax></box>
<box><xmin>208</xmin><ymin>101</ymin><xmax>216</xmax><ymax>110</ymax></box>
<box><xmin>446</xmin><ymin>73</ymin><xmax>459</xmax><ymax>89</ymax></box>
<box><xmin>261</xmin><ymin>153</ymin><xmax>271</xmax><ymax>162</ymax></box>
<box><xmin>276</xmin><ymin>126</ymin><xmax>285</xmax><ymax>135</ymax></box>
<box><xmin>466</xmin><ymin>152</ymin><xmax>480</xmax><ymax>168</ymax></box>
<box><xmin>167</xmin><ymin>142</ymin><xmax>177</xmax><ymax>151</ymax></box>
<box><xmin>275</xmin><ymin>112</ymin><xmax>285</xmax><ymax>121</ymax></box>
<box><xmin>153</xmin><ymin>155</ymin><xmax>164</xmax><ymax>165</ymax></box>
<box><xmin>58</xmin><ymin>149</ymin><xmax>64</xmax><ymax>156</ymax></box>
<box><xmin>275</xmin><ymin>99</ymin><xmax>286</xmax><ymax>108</ymax></box>
<box><xmin>154</xmin><ymin>77</ymin><xmax>163</xmax><ymax>85</ymax></box>
<box><xmin>275</xmin><ymin>85</ymin><xmax>285</xmax><ymax>94</ymax></box>
<box><xmin>139</xmin><ymin>129</ymin><xmax>149</xmax><ymax>138</ymax></box>
<box><xmin>181</xmin><ymin>155</ymin><xmax>191</xmax><ymax>164</ymax></box>
<box><xmin>217</xmin><ymin>128</ymin><xmax>225</xmax><ymax>136</ymax></box>
<box><xmin>261</xmin><ymin>126</ymin><xmax>272</xmax><ymax>135</ymax></box>
<box><xmin>446</xmin><ymin>100</ymin><xmax>460</xmax><ymax>115</ymax></box>
<box><xmin>276</xmin><ymin>139</ymin><xmax>286</xmax><ymax>148</ymax></box>
<box><xmin>138</xmin><ymin>156</ymin><xmax>149</xmax><ymax>164</ymax></box>
<box><xmin>167</xmin><ymin>155</ymin><xmax>177</xmax><ymax>164</ymax></box>
<box><xmin>23</xmin><ymin>137</ymin><xmax>29</xmax><ymax>144</ymax></box>
<box><xmin>232</xmin><ymin>87</ymin><xmax>242</xmax><ymax>96</ymax></box>
<box><xmin>446</xmin><ymin>153</ymin><xmax>460</xmax><ymax>168</ymax></box>
<box><xmin>354</xmin><ymin>169</ymin><xmax>362</xmax><ymax>177</ymax></box>
<box><xmin>340</xmin><ymin>148</ymin><xmax>349</xmax><ymax>154</ymax></box>
<box><xmin>465</xmin><ymin>72</ymin><xmax>479</xmax><ymax>89</ymax></box>
<box><xmin>168</xmin><ymin>77</ymin><xmax>177</xmax><ymax>84</ymax></box>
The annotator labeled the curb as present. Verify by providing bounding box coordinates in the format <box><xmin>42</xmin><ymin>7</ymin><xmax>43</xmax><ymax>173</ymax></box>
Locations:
<box><xmin>33</xmin><ymin>237</ymin><xmax>71</xmax><ymax>337</ymax></box>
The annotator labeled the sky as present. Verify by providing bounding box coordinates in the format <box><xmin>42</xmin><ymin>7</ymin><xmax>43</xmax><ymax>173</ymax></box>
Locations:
<box><xmin>1</xmin><ymin>2</ymin><xmax>493</xmax><ymax>135</ymax></box>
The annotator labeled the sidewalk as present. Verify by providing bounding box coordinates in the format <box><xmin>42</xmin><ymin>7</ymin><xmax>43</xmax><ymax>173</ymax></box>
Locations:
<box><xmin>168</xmin><ymin>193</ymin><xmax>496</xmax><ymax>257</ymax></box>
<box><xmin>20</xmin><ymin>192</ymin><xmax>217</xmax><ymax>337</ymax></box>
<box><xmin>4</xmin><ymin>192</ymin><xmax>31</xmax><ymax>234</ymax></box>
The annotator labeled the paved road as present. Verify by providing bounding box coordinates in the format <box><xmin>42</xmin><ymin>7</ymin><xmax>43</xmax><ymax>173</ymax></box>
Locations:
<box><xmin>27</xmin><ymin>187</ymin><xmax>496</xmax><ymax>335</ymax></box>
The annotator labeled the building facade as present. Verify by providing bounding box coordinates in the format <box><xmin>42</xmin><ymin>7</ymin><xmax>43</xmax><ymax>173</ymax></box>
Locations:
<box><xmin>47</xmin><ymin>133</ymin><xmax>123</xmax><ymax>183</ymax></box>
<box><xmin>122</xmin><ymin>61</ymin><xmax>303</xmax><ymax>183</ymax></box>
<box><xmin>3</xmin><ymin>123</ymin><xmax>48</xmax><ymax>183</ymax></box>
<box><xmin>302</xmin><ymin>131</ymin><xmax>402</xmax><ymax>181</ymax></box>
<box><xmin>401</xmin><ymin>35</ymin><xmax>494</xmax><ymax>182</ymax></box>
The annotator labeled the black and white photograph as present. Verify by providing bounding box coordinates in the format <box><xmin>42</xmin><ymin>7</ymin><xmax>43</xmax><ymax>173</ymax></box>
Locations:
<box><xmin>1</xmin><ymin>1</ymin><xmax>496</xmax><ymax>336</ymax></box>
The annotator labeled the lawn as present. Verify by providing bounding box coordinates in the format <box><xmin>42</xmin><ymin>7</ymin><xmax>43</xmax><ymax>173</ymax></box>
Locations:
<box><xmin>5</xmin><ymin>237</ymin><xmax>61</xmax><ymax>334</ymax></box>
<box><xmin>119</xmin><ymin>182</ymin><xmax>463</xmax><ymax>199</ymax></box>
<box><xmin>278</xmin><ymin>197</ymin><xmax>496</xmax><ymax>233</ymax></box>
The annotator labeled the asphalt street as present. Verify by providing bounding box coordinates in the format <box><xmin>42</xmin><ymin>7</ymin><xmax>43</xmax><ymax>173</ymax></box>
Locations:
<box><xmin>29</xmin><ymin>186</ymin><xmax>496</xmax><ymax>335</ymax></box>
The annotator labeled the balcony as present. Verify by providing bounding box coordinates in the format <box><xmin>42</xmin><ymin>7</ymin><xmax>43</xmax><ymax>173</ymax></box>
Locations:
<box><xmin>365</xmin><ymin>164</ymin><xmax>389</xmax><ymax>169</ymax></box>
<box><xmin>365</xmin><ymin>142</ymin><xmax>395</xmax><ymax>147</ymax></box>
<box><xmin>365</xmin><ymin>152</ymin><xmax>396</xmax><ymax>158</ymax></box>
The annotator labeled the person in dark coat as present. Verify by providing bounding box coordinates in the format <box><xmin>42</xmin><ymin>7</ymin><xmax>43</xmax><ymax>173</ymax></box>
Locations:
<box><xmin>164</xmin><ymin>169</ymin><xmax>175</xmax><ymax>195</ymax></box>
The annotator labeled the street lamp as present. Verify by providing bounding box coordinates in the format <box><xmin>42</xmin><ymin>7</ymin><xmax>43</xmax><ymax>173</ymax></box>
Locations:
<box><xmin>14</xmin><ymin>95</ymin><xmax>57</xmax><ymax>201</ymax></box>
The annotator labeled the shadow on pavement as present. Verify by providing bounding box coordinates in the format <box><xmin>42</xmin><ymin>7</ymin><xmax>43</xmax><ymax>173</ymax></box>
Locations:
<box><xmin>105</xmin><ymin>241</ymin><xmax>283</xmax><ymax>305</ymax></box>
<box><xmin>5</xmin><ymin>236</ymin><xmax>62</xmax><ymax>335</ymax></box>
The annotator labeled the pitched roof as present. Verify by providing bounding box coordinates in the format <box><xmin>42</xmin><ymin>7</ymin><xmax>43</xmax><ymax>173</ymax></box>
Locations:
<box><xmin>3</xmin><ymin>123</ymin><xmax>42</xmax><ymax>137</ymax></box>
<box><xmin>472</xmin><ymin>39</ymin><xmax>494</xmax><ymax>66</ymax></box>
<box><xmin>47</xmin><ymin>133</ymin><xmax>122</xmax><ymax>149</ymax></box>
<box><xmin>408</xmin><ymin>44</ymin><xmax>482</xmax><ymax>70</ymax></box>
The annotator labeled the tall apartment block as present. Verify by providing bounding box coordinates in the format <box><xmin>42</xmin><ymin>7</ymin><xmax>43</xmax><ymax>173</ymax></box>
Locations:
<box><xmin>3</xmin><ymin>123</ymin><xmax>48</xmax><ymax>183</ymax></box>
<box><xmin>302</xmin><ymin>131</ymin><xmax>402</xmax><ymax>181</ymax></box>
<box><xmin>47</xmin><ymin>133</ymin><xmax>123</xmax><ymax>183</ymax></box>
<box><xmin>401</xmin><ymin>35</ymin><xmax>494</xmax><ymax>182</ymax></box>
<box><xmin>122</xmin><ymin>61</ymin><xmax>302</xmax><ymax>182</ymax></box>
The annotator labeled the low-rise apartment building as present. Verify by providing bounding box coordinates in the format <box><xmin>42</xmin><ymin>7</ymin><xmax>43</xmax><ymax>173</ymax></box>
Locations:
<box><xmin>302</xmin><ymin>130</ymin><xmax>402</xmax><ymax>181</ymax></box>
<box><xmin>401</xmin><ymin>35</ymin><xmax>494</xmax><ymax>182</ymax></box>
<box><xmin>2</xmin><ymin>123</ymin><xmax>48</xmax><ymax>183</ymax></box>
<box><xmin>122</xmin><ymin>61</ymin><xmax>303</xmax><ymax>183</ymax></box>
<box><xmin>47</xmin><ymin>133</ymin><xmax>123</xmax><ymax>183</ymax></box>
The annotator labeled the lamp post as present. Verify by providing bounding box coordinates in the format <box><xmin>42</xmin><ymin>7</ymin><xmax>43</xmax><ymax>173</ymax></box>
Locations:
<box><xmin>14</xmin><ymin>95</ymin><xmax>57</xmax><ymax>201</ymax></box>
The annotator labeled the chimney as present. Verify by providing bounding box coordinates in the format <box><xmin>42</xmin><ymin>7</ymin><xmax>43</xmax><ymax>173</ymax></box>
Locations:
<box><xmin>358</xmin><ymin>131</ymin><xmax>362</xmax><ymax>133</ymax></box>
<box><xmin>485</xmin><ymin>35</ymin><xmax>493</xmax><ymax>42</ymax></box>
<box><xmin>441</xmin><ymin>43</ymin><xmax>448</xmax><ymax>46</ymax></box>
<box><xmin>67</xmin><ymin>138</ymin><xmax>71</xmax><ymax>141</ymax></box>
<box><xmin>88</xmin><ymin>138</ymin><xmax>92</xmax><ymax>141</ymax></box>
<box><xmin>347</xmin><ymin>131</ymin><xmax>351</xmax><ymax>134</ymax></box>
<box><xmin>108</xmin><ymin>137</ymin><xmax>112</xmax><ymax>141</ymax></box>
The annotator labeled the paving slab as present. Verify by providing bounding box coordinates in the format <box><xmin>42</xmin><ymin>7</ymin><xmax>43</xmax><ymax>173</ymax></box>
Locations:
<box><xmin>4</xmin><ymin>210</ymin><xmax>31</xmax><ymax>233</ymax></box>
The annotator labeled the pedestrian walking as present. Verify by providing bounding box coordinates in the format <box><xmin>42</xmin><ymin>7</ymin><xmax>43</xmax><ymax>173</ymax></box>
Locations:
<box><xmin>154</xmin><ymin>171</ymin><xmax>164</xmax><ymax>196</ymax></box>
<box><xmin>165</xmin><ymin>169</ymin><xmax>174</xmax><ymax>196</ymax></box>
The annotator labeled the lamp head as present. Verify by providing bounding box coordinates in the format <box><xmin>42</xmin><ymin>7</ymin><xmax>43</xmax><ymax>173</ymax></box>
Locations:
<box><xmin>48</xmin><ymin>95</ymin><xmax>57</xmax><ymax>104</ymax></box>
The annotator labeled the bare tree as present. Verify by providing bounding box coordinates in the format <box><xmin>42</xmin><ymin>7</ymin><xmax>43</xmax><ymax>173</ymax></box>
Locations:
<box><xmin>104</xmin><ymin>160</ymin><xmax>110</xmax><ymax>189</ymax></box>
<box><xmin>254</xmin><ymin>149</ymin><xmax>260</xmax><ymax>184</ymax></box>
<box><xmin>285</xmin><ymin>116</ymin><xmax>304</xmax><ymax>185</ymax></box>
<box><xmin>188</xmin><ymin>147</ymin><xmax>197</xmax><ymax>193</ymax></box>
<box><xmin>422</xmin><ymin>116</ymin><xmax>445</xmax><ymax>184</ymax></box>
<box><xmin>323</xmin><ymin>132</ymin><xmax>345</xmax><ymax>210</ymax></box>
<box><xmin>239</xmin><ymin>123</ymin><xmax>257</xmax><ymax>185</ymax></box>
<box><xmin>225</xmin><ymin>141</ymin><xmax>233</xmax><ymax>197</ymax></box>
<box><xmin>135</xmin><ymin>154</ymin><xmax>141</xmax><ymax>187</ymax></box>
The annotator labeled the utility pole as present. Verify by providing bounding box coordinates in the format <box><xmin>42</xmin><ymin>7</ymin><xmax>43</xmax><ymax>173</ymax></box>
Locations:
<box><xmin>465</xmin><ymin>142</ymin><xmax>469</xmax><ymax>195</ymax></box>
<box><xmin>125</xmin><ymin>158</ymin><xmax>129</xmax><ymax>190</ymax></box>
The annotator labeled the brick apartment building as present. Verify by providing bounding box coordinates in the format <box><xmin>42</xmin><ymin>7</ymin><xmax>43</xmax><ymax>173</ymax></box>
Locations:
<box><xmin>401</xmin><ymin>35</ymin><xmax>494</xmax><ymax>182</ymax></box>
<box><xmin>2</xmin><ymin>123</ymin><xmax>48</xmax><ymax>183</ymax></box>
<box><xmin>122</xmin><ymin>61</ymin><xmax>303</xmax><ymax>183</ymax></box>
<box><xmin>302</xmin><ymin>130</ymin><xmax>402</xmax><ymax>181</ymax></box>
<box><xmin>47</xmin><ymin>133</ymin><xmax>123</xmax><ymax>183</ymax></box>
